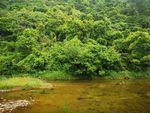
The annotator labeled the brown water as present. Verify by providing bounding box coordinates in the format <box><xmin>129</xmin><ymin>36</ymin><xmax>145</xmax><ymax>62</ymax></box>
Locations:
<box><xmin>1</xmin><ymin>79</ymin><xmax>150</xmax><ymax>113</ymax></box>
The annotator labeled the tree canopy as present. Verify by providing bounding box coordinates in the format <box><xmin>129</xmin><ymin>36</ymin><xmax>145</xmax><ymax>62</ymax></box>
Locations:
<box><xmin>0</xmin><ymin>0</ymin><xmax>150</xmax><ymax>76</ymax></box>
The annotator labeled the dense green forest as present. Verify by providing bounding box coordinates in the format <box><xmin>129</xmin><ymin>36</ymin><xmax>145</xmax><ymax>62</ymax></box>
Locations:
<box><xmin>0</xmin><ymin>0</ymin><xmax>150</xmax><ymax>77</ymax></box>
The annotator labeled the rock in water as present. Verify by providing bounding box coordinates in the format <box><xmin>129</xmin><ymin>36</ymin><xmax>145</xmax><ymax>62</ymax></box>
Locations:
<box><xmin>0</xmin><ymin>99</ymin><xmax>31</xmax><ymax>113</ymax></box>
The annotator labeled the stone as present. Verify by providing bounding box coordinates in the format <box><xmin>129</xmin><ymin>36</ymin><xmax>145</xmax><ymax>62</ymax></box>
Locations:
<box><xmin>0</xmin><ymin>99</ymin><xmax>31</xmax><ymax>113</ymax></box>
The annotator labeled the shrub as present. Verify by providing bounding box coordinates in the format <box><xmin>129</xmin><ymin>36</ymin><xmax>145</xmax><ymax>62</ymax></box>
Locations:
<box><xmin>47</xmin><ymin>37</ymin><xmax>122</xmax><ymax>76</ymax></box>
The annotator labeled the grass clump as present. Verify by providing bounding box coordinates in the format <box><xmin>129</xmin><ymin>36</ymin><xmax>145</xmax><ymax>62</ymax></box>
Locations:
<box><xmin>0</xmin><ymin>77</ymin><xmax>52</xmax><ymax>89</ymax></box>
<box><xmin>104</xmin><ymin>70</ymin><xmax>150</xmax><ymax>79</ymax></box>
<box><xmin>36</xmin><ymin>71</ymin><xmax>77</xmax><ymax>80</ymax></box>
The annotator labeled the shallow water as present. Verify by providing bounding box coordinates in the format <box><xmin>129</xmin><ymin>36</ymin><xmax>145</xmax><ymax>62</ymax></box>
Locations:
<box><xmin>1</xmin><ymin>79</ymin><xmax>150</xmax><ymax>113</ymax></box>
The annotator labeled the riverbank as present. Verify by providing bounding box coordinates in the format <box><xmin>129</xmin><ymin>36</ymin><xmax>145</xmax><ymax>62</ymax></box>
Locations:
<box><xmin>0</xmin><ymin>70</ymin><xmax>150</xmax><ymax>90</ymax></box>
<box><xmin>103</xmin><ymin>70</ymin><xmax>150</xmax><ymax>79</ymax></box>
<box><xmin>37</xmin><ymin>70</ymin><xmax>150</xmax><ymax>80</ymax></box>
<box><xmin>0</xmin><ymin>77</ymin><xmax>53</xmax><ymax>92</ymax></box>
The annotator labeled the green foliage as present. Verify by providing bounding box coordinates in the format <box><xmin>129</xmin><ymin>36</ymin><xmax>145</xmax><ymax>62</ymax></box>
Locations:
<box><xmin>37</xmin><ymin>71</ymin><xmax>76</xmax><ymax>81</ymax></box>
<box><xmin>114</xmin><ymin>31</ymin><xmax>150</xmax><ymax>70</ymax></box>
<box><xmin>0</xmin><ymin>0</ymin><xmax>150</xmax><ymax>77</ymax></box>
<box><xmin>16</xmin><ymin>29</ymin><xmax>40</xmax><ymax>54</ymax></box>
<box><xmin>47</xmin><ymin>38</ymin><xmax>121</xmax><ymax>76</ymax></box>
<box><xmin>17</xmin><ymin>51</ymin><xmax>47</xmax><ymax>72</ymax></box>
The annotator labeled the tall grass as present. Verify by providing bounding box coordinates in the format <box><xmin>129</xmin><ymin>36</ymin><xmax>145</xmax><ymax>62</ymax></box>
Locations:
<box><xmin>1</xmin><ymin>70</ymin><xmax>150</xmax><ymax>84</ymax></box>
<box><xmin>0</xmin><ymin>77</ymin><xmax>51</xmax><ymax>89</ymax></box>
<box><xmin>104</xmin><ymin>70</ymin><xmax>150</xmax><ymax>79</ymax></box>
<box><xmin>36</xmin><ymin>71</ymin><xmax>77</xmax><ymax>80</ymax></box>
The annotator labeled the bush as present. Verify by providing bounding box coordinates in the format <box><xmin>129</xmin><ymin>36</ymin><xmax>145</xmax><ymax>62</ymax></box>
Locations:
<box><xmin>114</xmin><ymin>31</ymin><xmax>150</xmax><ymax>70</ymax></box>
<box><xmin>17</xmin><ymin>50</ymin><xmax>47</xmax><ymax>72</ymax></box>
<box><xmin>47</xmin><ymin>37</ymin><xmax>122</xmax><ymax>77</ymax></box>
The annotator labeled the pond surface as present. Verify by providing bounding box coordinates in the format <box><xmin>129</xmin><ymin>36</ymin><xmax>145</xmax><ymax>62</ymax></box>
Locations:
<box><xmin>1</xmin><ymin>79</ymin><xmax>150</xmax><ymax>113</ymax></box>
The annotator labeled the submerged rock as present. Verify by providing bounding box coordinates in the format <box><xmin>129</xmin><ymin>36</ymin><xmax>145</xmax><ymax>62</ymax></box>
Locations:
<box><xmin>146</xmin><ymin>93</ymin><xmax>150</xmax><ymax>97</ymax></box>
<box><xmin>116</xmin><ymin>81</ymin><xmax>126</xmax><ymax>85</ymax></box>
<box><xmin>0</xmin><ymin>99</ymin><xmax>31</xmax><ymax>113</ymax></box>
